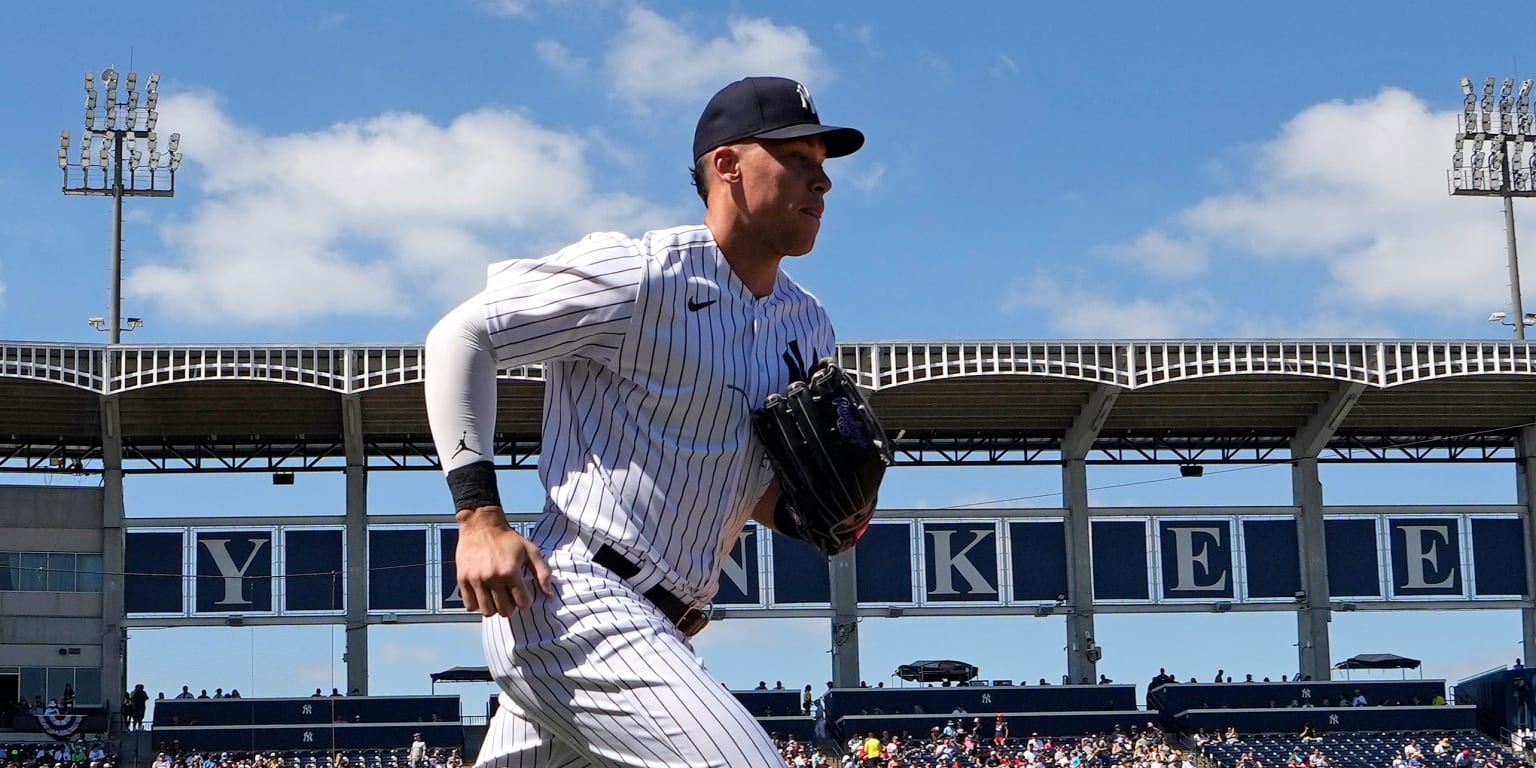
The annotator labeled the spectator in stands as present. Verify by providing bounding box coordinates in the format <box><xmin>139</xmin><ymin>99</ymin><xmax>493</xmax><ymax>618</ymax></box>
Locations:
<box><xmin>128</xmin><ymin>684</ymin><xmax>149</xmax><ymax>730</ymax></box>
<box><xmin>61</xmin><ymin>683</ymin><xmax>76</xmax><ymax>711</ymax></box>
<box><xmin>174</xmin><ymin>687</ymin><xmax>193</xmax><ymax>700</ymax></box>
<box><xmin>227</xmin><ymin>689</ymin><xmax>240</xmax><ymax>699</ymax></box>
<box><xmin>1434</xmin><ymin>737</ymin><xmax>1452</xmax><ymax>757</ymax></box>
<box><xmin>195</xmin><ymin>690</ymin><xmax>209</xmax><ymax>699</ymax></box>
<box><xmin>774</xmin><ymin>681</ymin><xmax>786</xmax><ymax>690</ymax></box>
<box><xmin>801</xmin><ymin>684</ymin><xmax>813</xmax><ymax>715</ymax></box>
<box><xmin>1297</xmin><ymin>723</ymin><xmax>1321</xmax><ymax>743</ymax></box>
<box><xmin>312</xmin><ymin>688</ymin><xmax>324</xmax><ymax>697</ymax></box>
<box><xmin>754</xmin><ymin>681</ymin><xmax>768</xmax><ymax>690</ymax></box>
<box><xmin>408</xmin><ymin>732</ymin><xmax>426</xmax><ymax>768</ymax></box>
<box><xmin>1350</xmin><ymin>689</ymin><xmax>1367</xmax><ymax>707</ymax></box>
<box><xmin>330</xmin><ymin>688</ymin><xmax>343</xmax><ymax>697</ymax></box>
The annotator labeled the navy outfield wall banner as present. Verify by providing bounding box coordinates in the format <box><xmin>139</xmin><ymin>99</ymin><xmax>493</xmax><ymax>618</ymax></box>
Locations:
<box><xmin>1242</xmin><ymin>518</ymin><xmax>1302</xmax><ymax>599</ymax></box>
<box><xmin>368</xmin><ymin>528</ymin><xmax>427</xmax><ymax>611</ymax></box>
<box><xmin>1157</xmin><ymin>518</ymin><xmax>1235</xmax><ymax>601</ymax></box>
<box><xmin>1008</xmin><ymin>520</ymin><xmax>1068</xmax><ymax>603</ymax></box>
<box><xmin>125</xmin><ymin>530</ymin><xmax>185</xmax><ymax>614</ymax></box>
<box><xmin>194</xmin><ymin>530</ymin><xmax>273</xmax><ymax>613</ymax></box>
<box><xmin>713</xmin><ymin>525</ymin><xmax>762</xmax><ymax>606</ymax></box>
<box><xmin>1388</xmin><ymin>517</ymin><xmax>1463</xmax><ymax>598</ymax></box>
<box><xmin>283</xmin><ymin>528</ymin><xmax>344</xmax><ymax>612</ymax></box>
<box><xmin>921</xmin><ymin>521</ymin><xmax>1001</xmax><ymax>604</ymax></box>
<box><xmin>1325</xmin><ymin>517</ymin><xmax>1382</xmax><ymax>598</ymax></box>
<box><xmin>1091</xmin><ymin>519</ymin><xmax>1149</xmax><ymax>601</ymax></box>
<box><xmin>1471</xmin><ymin>517</ymin><xmax>1527</xmax><ymax>596</ymax></box>
<box><xmin>770</xmin><ymin>530</ymin><xmax>830</xmax><ymax>606</ymax></box>
<box><xmin>856</xmin><ymin>521</ymin><xmax>916</xmax><ymax>605</ymax></box>
<box><xmin>437</xmin><ymin>526</ymin><xmax>462</xmax><ymax>611</ymax></box>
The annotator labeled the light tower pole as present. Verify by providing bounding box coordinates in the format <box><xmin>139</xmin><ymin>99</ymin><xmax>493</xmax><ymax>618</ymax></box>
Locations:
<box><xmin>1450</xmin><ymin>77</ymin><xmax>1536</xmax><ymax>339</ymax></box>
<box><xmin>60</xmin><ymin>68</ymin><xmax>182</xmax><ymax>343</ymax></box>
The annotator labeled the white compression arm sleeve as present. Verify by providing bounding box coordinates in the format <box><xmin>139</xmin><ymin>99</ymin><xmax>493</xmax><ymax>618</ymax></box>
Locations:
<box><xmin>424</xmin><ymin>294</ymin><xmax>499</xmax><ymax>479</ymax></box>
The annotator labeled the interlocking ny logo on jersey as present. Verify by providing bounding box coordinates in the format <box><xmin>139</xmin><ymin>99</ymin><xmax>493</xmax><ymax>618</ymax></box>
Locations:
<box><xmin>687</xmin><ymin>297</ymin><xmax>717</xmax><ymax>312</ymax></box>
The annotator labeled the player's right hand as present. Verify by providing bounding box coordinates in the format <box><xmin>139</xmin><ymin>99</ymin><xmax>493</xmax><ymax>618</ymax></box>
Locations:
<box><xmin>455</xmin><ymin>506</ymin><xmax>554</xmax><ymax>617</ymax></box>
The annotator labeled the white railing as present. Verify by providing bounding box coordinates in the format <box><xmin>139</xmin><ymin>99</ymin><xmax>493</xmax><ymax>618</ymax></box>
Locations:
<box><xmin>3</xmin><ymin>340</ymin><xmax>1536</xmax><ymax>394</ymax></box>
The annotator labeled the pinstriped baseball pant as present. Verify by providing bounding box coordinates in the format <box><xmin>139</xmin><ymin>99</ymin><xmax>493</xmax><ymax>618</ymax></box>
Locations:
<box><xmin>475</xmin><ymin>540</ymin><xmax>787</xmax><ymax>768</ymax></box>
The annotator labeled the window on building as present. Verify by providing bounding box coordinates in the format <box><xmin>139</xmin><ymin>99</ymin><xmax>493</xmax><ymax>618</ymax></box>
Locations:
<box><xmin>0</xmin><ymin>552</ymin><xmax>104</xmax><ymax>593</ymax></box>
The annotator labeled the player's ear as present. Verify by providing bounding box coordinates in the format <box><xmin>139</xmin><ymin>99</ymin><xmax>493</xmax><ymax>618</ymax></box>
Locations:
<box><xmin>712</xmin><ymin>145</ymin><xmax>743</xmax><ymax>185</ymax></box>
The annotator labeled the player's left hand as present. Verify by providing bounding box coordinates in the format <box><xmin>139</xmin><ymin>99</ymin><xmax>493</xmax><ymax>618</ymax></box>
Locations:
<box><xmin>455</xmin><ymin>505</ymin><xmax>554</xmax><ymax>617</ymax></box>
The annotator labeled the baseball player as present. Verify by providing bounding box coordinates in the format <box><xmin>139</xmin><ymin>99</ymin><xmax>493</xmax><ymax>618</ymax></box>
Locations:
<box><xmin>424</xmin><ymin>76</ymin><xmax>864</xmax><ymax>767</ymax></box>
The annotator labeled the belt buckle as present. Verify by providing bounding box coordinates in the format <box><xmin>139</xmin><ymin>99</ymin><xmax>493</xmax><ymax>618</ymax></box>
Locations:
<box><xmin>675</xmin><ymin>606</ymin><xmax>709</xmax><ymax>637</ymax></box>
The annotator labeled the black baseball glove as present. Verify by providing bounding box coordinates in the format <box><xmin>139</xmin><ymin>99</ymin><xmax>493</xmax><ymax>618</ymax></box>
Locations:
<box><xmin>751</xmin><ymin>358</ymin><xmax>893</xmax><ymax>558</ymax></box>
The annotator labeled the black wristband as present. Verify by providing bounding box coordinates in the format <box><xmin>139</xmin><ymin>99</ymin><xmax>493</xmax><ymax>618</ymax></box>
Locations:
<box><xmin>446</xmin><ymin>461</ymin><xmax>501</xmax><ymax>511</ymax></box>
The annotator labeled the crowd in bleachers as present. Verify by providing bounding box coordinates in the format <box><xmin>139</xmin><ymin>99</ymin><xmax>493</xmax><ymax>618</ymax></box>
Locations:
<box><xmin>1201</xmin><ymin>730</ymin><xmax>1514</xmax><ymax>768</ymax></box>
<box><xmin>0</xmin><ymin>737</ymin><xmax>116</xmax><ymax>768</ymax></box>
<box><xmin>771</xmin><ymin>722</ymin><xmax>1185</xmax><ymax>768</ymax></box>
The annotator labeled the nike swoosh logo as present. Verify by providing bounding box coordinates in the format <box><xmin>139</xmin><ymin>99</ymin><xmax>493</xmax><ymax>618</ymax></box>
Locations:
<box><xmin>687</xmin><ymin>298</ymin><xmax>717</xmax><ymax>312</ymax></box>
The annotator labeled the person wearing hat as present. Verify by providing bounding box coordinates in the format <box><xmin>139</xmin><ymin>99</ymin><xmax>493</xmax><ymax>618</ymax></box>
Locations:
<box><xmin>426</xmin><ymin>75</ymin><xmax>863</xmax><ymax>767</ymax></box>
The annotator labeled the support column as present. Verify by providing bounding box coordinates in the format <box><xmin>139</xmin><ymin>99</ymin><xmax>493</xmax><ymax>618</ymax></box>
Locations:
<box><xmin>100</xmin><ymin>394</ymin><xmax>126</xmax><ymax>728</ymax></box>
<box><xmin>343</xmin><ymin>394</ymin><xmax>369</xmax><ymax>696</ymax></box>
<box><xmin>828</xmin><ymin>548</ymin><xmax>860</xmax><ymax>688</ymax></box>
<box><xmin>1062</xmin><ymin>459</ymin><xmax>1097</xmax><ymax>684</ymax></box>
<box><xmin>1292</xmin><ymin>458</ymin><xmax>1332</xmax><ymax>682</ymax></box>
<box><xmin>1515</xmin><ymin>427</ymin><xmax>1536</xmax><ymax>659</ymax></box>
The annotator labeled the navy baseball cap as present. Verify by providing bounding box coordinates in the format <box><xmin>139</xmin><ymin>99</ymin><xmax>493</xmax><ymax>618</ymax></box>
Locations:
<box><xmin>693</xmin><ymin>76</ymin><xmax>864</xmax><ymax>161</ymax></box>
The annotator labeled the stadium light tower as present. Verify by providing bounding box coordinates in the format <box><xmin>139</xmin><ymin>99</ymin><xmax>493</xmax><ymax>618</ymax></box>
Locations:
<box><xmin>1450</xmin><ymin>76</ymin><xmax>1536</xmax><ymax>339</ymax></box>
<box><xmin>60</xmin><ymin>68</ymin><xmax>182</xmax><ymax>343</ymax></box>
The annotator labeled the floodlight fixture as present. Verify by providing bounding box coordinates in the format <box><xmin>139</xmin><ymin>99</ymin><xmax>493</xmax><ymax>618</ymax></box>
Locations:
<box><xmin>61</xmin><ymin>67</ymin><xmax>180</xmax><ymax>343</ymax></box>
<box><xmin>1491</xmin><ymin>311</ymin><xmax>1509</xmax><ymax>322</ymax></box>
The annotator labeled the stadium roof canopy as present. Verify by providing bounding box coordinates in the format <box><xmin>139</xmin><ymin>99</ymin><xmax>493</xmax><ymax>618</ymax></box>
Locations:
<box><xmin>4</xmin><ymin>339</ymin><xmax>1536</xmax><ymax>473</ymax></box>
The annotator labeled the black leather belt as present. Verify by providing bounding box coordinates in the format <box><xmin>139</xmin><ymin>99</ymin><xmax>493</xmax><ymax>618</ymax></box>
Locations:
<box><xmin>592</xmin><ymin>544</ymin><xmax>709</xmax><ymax>637</ymax></box>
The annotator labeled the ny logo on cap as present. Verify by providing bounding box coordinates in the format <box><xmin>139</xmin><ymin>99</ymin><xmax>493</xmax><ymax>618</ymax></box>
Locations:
<box><xmin>796</xmin><ymin>82</ymin><xmax>817</xmax><ymax>117</ymax></box>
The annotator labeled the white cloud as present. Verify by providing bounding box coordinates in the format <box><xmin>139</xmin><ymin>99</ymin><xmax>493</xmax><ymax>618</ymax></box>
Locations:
<box><xmin>606</xmin><ymin>9</ymin><xmax>825</xmax><ymax>111</ymax></box>
<box><xmin>841</xmin><ymin>162</ymin><xmax>885</xmax><ymax>195</ymax></box>
<box><xmin>917</xmin><ymin>52</ymin><xmax>953</xmax><ymax>78</ymax></box>
<box><xmin>478</xmin><ymin>0</ymin><xmax>528</xmax><ymax>17</ymax></box>
<box><xmin>535</xmin><ymin>39</ymin><xmax>588</xmax><ymax>76</ymax></box>
<box><xmin>834</xmin><ymin>22</ymin><xmax>878</xmax><ymax>58</ymax></box>
<box><xmin>1095</xmin><ymin>88</ymin><xmax>1524</xmax><ymax>321</ymax></box>
<box><xmin>1003</xmin><ymin>271</ymin><xmax>1219</xmax><ymax>338</ymax></box>
<box><xmin>129</xmin><ymin>91</ymin><xmax>675</xmax><ymax>325</ymax></box>
<box><xmin>1093</xmin><ymin>229</ymin><xmax>1207</xmax><ymax>278</ymax></box>
<box><xmin>315</xmin><ymin>12</ymin><xmax>347</xmax><ymax>30</ymax></box>
<box><xmin>990</xmin><ymin>54</ymin><xmax>1020</xmax><ymax>79</ymax></box>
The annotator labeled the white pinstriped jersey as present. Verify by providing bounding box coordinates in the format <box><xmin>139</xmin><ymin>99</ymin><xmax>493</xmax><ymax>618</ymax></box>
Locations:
<box><xmin>482</xmin><ymin>224</ymin><xmax>835</xmax><ymax>605</ymax></box>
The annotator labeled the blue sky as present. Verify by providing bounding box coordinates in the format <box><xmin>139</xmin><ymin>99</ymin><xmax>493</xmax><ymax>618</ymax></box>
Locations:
<box><xmin>5</xmin><ymin>0</ymin><xmax>1536</xmax><ymax>708</ymax></box>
